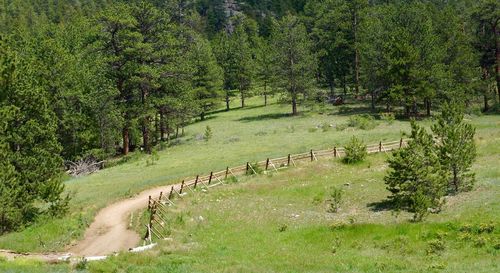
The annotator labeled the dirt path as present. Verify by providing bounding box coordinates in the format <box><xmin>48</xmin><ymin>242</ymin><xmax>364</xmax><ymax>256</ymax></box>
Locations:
<box><xmin>67</xmin><ymin>183</ymin><xmax>180</xmax><ymax>256</ymax></box>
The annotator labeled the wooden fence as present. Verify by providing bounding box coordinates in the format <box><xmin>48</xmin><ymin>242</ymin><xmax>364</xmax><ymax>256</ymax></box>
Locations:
<box><xmin>143</xmin><ymin>138</ymin><xmax>408</xmax><ymax>243</ymax></box>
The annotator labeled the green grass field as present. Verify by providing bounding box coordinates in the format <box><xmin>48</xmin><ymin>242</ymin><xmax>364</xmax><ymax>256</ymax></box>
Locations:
<box><xmin>0</xmin><ymin>97</ymin><xmax>499</xmax><ymax>272</ymax></box>
<box><xmin>0</xmin><ymin>97</ymin><xmax>414</xmax><ymax>253</ymax></box>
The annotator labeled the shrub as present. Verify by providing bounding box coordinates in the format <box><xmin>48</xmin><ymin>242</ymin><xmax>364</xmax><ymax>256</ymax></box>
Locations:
<box><xmin>321</xmin><ymin>122</ymin><xmax>331</xmax><ymax>132</ymax></box>
<box><xmin>328</xmin><ymin>187</ymin><xmax>343</xmax><ymax>213</ymax></box>
<box><xmin>279</xmin><ymin>224</ymin><xmax>288</xmax><ymax>232</ymax></box>
<box><xmin>146</xmin><ymin>149</ymin><xmax>159</xmax><ymax>167</ymax></box>
<box><xmin>336</xmin><ymin>123</ymin><xmax>348</xmax><ymax>131</ymax></box>
<box><xmin>379</xmin><ymin>112</ymin><xmax>395</xmax><ymax>124</ymax></box>
<box><xmin>348</xmin><ymin>114</ymin><xmax>377</xmax><ymax>130</ymax></box>
<box><xmin>426</xmin><ymin>239</ymin><xmax>445</xmax><ymax>255</ymax></box>
<box><xmin>479</xmin><ymin>222</ymin><xmax>495</xmax><ymax>234</ymax></box>
<box><xmin>247</xmin><ymin>162</ymin><xmax>263</xmax><ymax>175</ymax></box>
<box><xmin>75</xmin><ymin>259</ymin><xmax>88</xmax><ymax>270</ymax></box>
<box><xmin>343</xmin><ymin>136</ymin><xmax>367</xmax><ymax>164</ymax></box>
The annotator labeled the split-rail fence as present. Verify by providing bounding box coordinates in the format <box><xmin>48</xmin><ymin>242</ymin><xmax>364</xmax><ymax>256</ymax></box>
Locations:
<box><xmin>143</xmin><ymin>138</ymin><xmax>408</xmax><ymax>243</ymax></box>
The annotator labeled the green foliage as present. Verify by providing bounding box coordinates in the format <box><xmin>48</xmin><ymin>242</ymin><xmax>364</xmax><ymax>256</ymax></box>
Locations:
<box><xmin>379</xmin><ymin>112</ymin><xmax>395</xmax><ymax>124</ymax></box>
<box><xmin>343</xmin><ymin>137</ymin><xmax>367</xmax><ymax>164</ymax></box>
<box><xmin>328</xmin><ymin>187</ymin><xmax>343</xmax><ymax>213</ymax></box>
<box><xmin>204</xmin><ymin>125</ymin><xmax>213</xmax><ymax>141</ymax></box>
<box><xmin>347</xmin><ymin>114</ymin><xmax>377</xmax><ymax>130</ymax></box>
<box><xmin>385</xmin><ymin>122</ymin><xmax>447</xmax><ymax>221</ymax></box>
<box><xmin>432</xmin><ymin>102</ymin><xmax>476</xmax><ymax>192</ymax></box>
<box><xmin>271</xmin><ymin>14</ymin><xmax>316</xmax><ymax>115</ymax></box>
<box><xmin>426</xmin><ymin>239</ymin><xmax>445</xmax><ymax>255</ymax></box>
<box><xmin>0</xmin><ymin>36</ymin><xmax>69</xmax><ymax>233</ymax></box>
<box><xmin>146</xmin><ymin>149</ymin><xmax>160</xmax><ymax>167</ymax></box>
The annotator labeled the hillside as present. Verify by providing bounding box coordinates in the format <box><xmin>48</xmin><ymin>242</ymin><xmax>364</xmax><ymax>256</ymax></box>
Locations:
<box><xmin>0</xmin><ymin>99</ymin><xmax>499</xmax><ymax>272</ymax></box>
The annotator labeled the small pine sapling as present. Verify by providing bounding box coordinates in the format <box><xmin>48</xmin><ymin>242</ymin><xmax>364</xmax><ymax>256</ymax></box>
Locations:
<box><xmin>204</xmin><ymin>125</ymin><xmax>213</xmax><ymax>141</ymax></box>
<box><xmin>343</xmin><ymin>136</ymin><xmax>367</xmax><ymax>164</ymax></box>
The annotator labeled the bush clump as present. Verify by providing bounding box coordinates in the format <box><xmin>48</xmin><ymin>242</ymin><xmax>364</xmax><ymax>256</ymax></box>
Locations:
<box><xmin>347</xmin><ymin>114</ymin><xmax>377</xmax><ymax>130</ymax></box>
<box><xmin>343</xmin><ymin>136</ymin><xmax>367</xmax><ymax>164</ymax></box>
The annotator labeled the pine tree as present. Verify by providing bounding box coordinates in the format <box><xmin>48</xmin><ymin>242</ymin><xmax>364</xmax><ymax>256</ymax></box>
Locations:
<box><xmin>385</xmin><ymin>122</ymin><xmax>447</xmax><ymax>221</ymax></box>
<box><xmin>190</xmin><ymin>35</ymin><xmax>224</xmax><ymax>120</ymax></box>
<box><xmin>0</xmin><ymin>36</ymin><xmax>68</xmax><ymax>233</ymax></box>
<box><xmin>271</xmin><ymin>14</ymin><xmax>316</xmax><ymax>115</ymax></box>
<box><xmin>432</xmin><ymin>102</ymin><xmax>476</xmax><ymax>192</ymax></box>
<box><xmin>255</xmin><ymin>37</ymin><xmax>275</xmax><ymax>106</ymax></box>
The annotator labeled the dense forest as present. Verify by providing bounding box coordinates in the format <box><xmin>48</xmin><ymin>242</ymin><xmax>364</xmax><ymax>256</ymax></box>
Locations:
<box><xmin>0</xmin><ymin>0</ymin><xmax>499</xmax><ymax>232</ymax></box>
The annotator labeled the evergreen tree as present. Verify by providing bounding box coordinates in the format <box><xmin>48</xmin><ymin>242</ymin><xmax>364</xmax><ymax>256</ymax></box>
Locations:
<box><xmin>255</xmin><ymin>36</ymin><xmax>275</xmax><ymax>106</ymax></box>
<box><xmin>231</xmin><ymin>23</ymin><xmax>255</xmax><ymax>108</ymax></box>
<box><xmin>271</xmin><ymin>14</ymin><xmax>316</xmax><ymax>115</ymax></box>
<box><xmin>97</xmin><ymin>3</ymin><xmax>141</xmax><ymax>155</ymax></box>
<box><xmin>432</xmin><ymin>102</ymin><xmax>476</xmax><ymax>192</ymax></box>
<box><xmin>472</xmin><ymin>0</ymin><xmax>499</xmax><ymax>109</ymax></box>
<box><xmin>190</xmin><ymin>35</ymin><xmax>224</xmax><ymax>120</ymax></box>
<box><xmin>385</xmin><ymin>122</ymin><xmax>447</xmax><ymax>221</ymax></box>
<box><xmin>0</xmin><ymin>36</ymin><xmax>68</xmax><ymax>233</ymax></box>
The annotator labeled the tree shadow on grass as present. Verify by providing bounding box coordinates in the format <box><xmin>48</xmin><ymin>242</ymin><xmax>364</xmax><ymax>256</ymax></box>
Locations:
<box><xmin>208</xmin><ymin>104</ymin><xmax>268</xmax><ymax>115</ymax></box>
<box><xmin>367</xmin><ymin>198</ymin><xmax>397</xmax><ymax>212</ymax></box>
<box><xmin>237</xmin><ymin>112</ymin><xmax>292</xmax><ymax>122</ymax></box>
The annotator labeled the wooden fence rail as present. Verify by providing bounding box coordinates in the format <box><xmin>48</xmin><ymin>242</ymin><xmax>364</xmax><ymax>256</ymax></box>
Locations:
<box><xmin>143</xmin><ymin>138</ymin><xmax>408</xmax><ymax>243</ymax></box>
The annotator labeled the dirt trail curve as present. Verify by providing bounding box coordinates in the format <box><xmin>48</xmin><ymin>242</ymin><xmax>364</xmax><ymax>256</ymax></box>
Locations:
<box><xmin>68</xmin><ymin>183</ymin><xmax>179</xmax><ymax>256</ymax></box>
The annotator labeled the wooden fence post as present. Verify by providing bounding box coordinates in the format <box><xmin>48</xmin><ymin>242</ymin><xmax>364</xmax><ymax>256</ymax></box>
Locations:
<box><xmin>225</xmin><ymin>167</ymin><xmax>229</xmax><ymax>179</ymax></box>
<box><xmin>265</xmin><ymin>158</ymin><xmax>270</xmax><ymax>170</ymax></box>
<box><xmin>246</xmin><ymin>162</ymin><xmax>250</xmax><ymax>174</ymax></box>
<box><xmin>208</xmin><ymin>171</ymin><xmax>213</xmax><ymax>184</ymax></box>
<box><xmin>194</xmin><ymin>175</ymin><xmax>199</xmax><ymax>189</ymax></box>
<box><xmin>310</xmin><ymin>150</ymin><xmax>314</xmax><ymax>161</ymax></box>
<box><xmin>158</xmin><ymin>192</ymin><xmax>163</xmax><ymax>202</ymax></box>
<box><xmin>379</xmin><ymin>141</ymin><xmax>382</xmax><ymax>152</ymax></box>
<box><xmin>399</xmin><ymin>138</ymin><xmax>403</xmax><ymax>148</ymax></box>
<box><xmin>287</xmin><ymin>154</ymin><xmax>291</xmax><ymax>166</ymax></box>
<box><xmin>334</xmin><ymin>147</ymin><xmax>337</xmax><ymax>158</ymax></box>
<box><xmin>148</xmin><ymin>195</ymin><xmax>152</xmax><ymax>210</ymax></box>
<box><xmin>168</xmin><ymin>186</ymin><xmax>174</xmax><ymax>199</ymax></box>
<box><xmin>179</xmin><ymin>180</ymin><xmax>185</xmax><ymax>194</ymax></box>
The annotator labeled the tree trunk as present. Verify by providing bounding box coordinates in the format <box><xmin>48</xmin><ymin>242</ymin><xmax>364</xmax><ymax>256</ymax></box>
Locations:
<box><xmin>225</xmin><ymin>93</ymin><xmax>230</xmax><ymax>111</ymax></box>
<box><xmin>329</xmin><ymin>79</ymin><xmax>335</xmax><ymax>101</ymax></box>
<box><xmin>495</xmin><ymin>24</ymin><xmax>500</xmax><ymax>102</ymax></box>
<box><xmin>370</xmin><ymin>89</ymin><xmax>375</xmax><ymax>111</ymax></box>
<box><xmin>175</xmin><ymin>126</ymin><xmax>179</xmax><ymax>138</ymax></box>
<box><xmin>154</xmin><ymin>114</ymin><xmax>159</xmax><ymax>146</ymax></box>
<box><xmin>484</xmin><ymin>94</ymin><xmax>489</xmax><ymax>112</ymax></box>
<box><xmin>160</xmin><ymin>110</ymin><xmax>165</xmax><ymax>141</ymax></box>
<box><xmin>241</xmin><ymin>91</ymin><xmax>245</xmax><ymax>108</ymax></box>
<box><xmin>353</xmin><ymin>9</ymin><xmax>360</xmax><ymax>98</ymax></box>
<box><xmin>264</xmin><ymin>82</ymin><xmax>268</xmax><ymax>106</ymax></box>
<box><xmin>343</xmin><ymin>76</ymin><xmax>347</xmax><ymax>97</ymax></box>
<box><xmin>200</xmin><ymin>112</ymin><xmax>205</xmax><ymax>121</ymax></box>
<box><xmin>453</xmin><ymin>167</ymin><xmax>458</xmax><ymax>192</ymax></box>
<box><xmin>122</xmin><ymin>127</ymin><xmax>129</xmax><ymax>155</ymax></box>
<box><xmin>425</xmin><ymin>98</ymin><xmax>431</xmax><ymax>116</ymax></box>
<box><xmin>292</xmin><ymin>95</ymin><xmax>297</xmax><ymax>115</ymax></box>
<box><xmin>142</xmin><ymin>121</ymin><xmax>150</xmax><ymax>154</ymax></box>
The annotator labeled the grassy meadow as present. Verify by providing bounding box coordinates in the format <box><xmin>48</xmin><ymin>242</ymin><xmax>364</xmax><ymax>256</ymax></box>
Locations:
<box><xmin>0</xmin><ymin>97</ymin><xmax>499</xmax><ymax>272</ymax></box>
<box><xmin>0</xmin><ymin>97</ymin><xmax>413</xmax><ymax>253</ymax></box>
